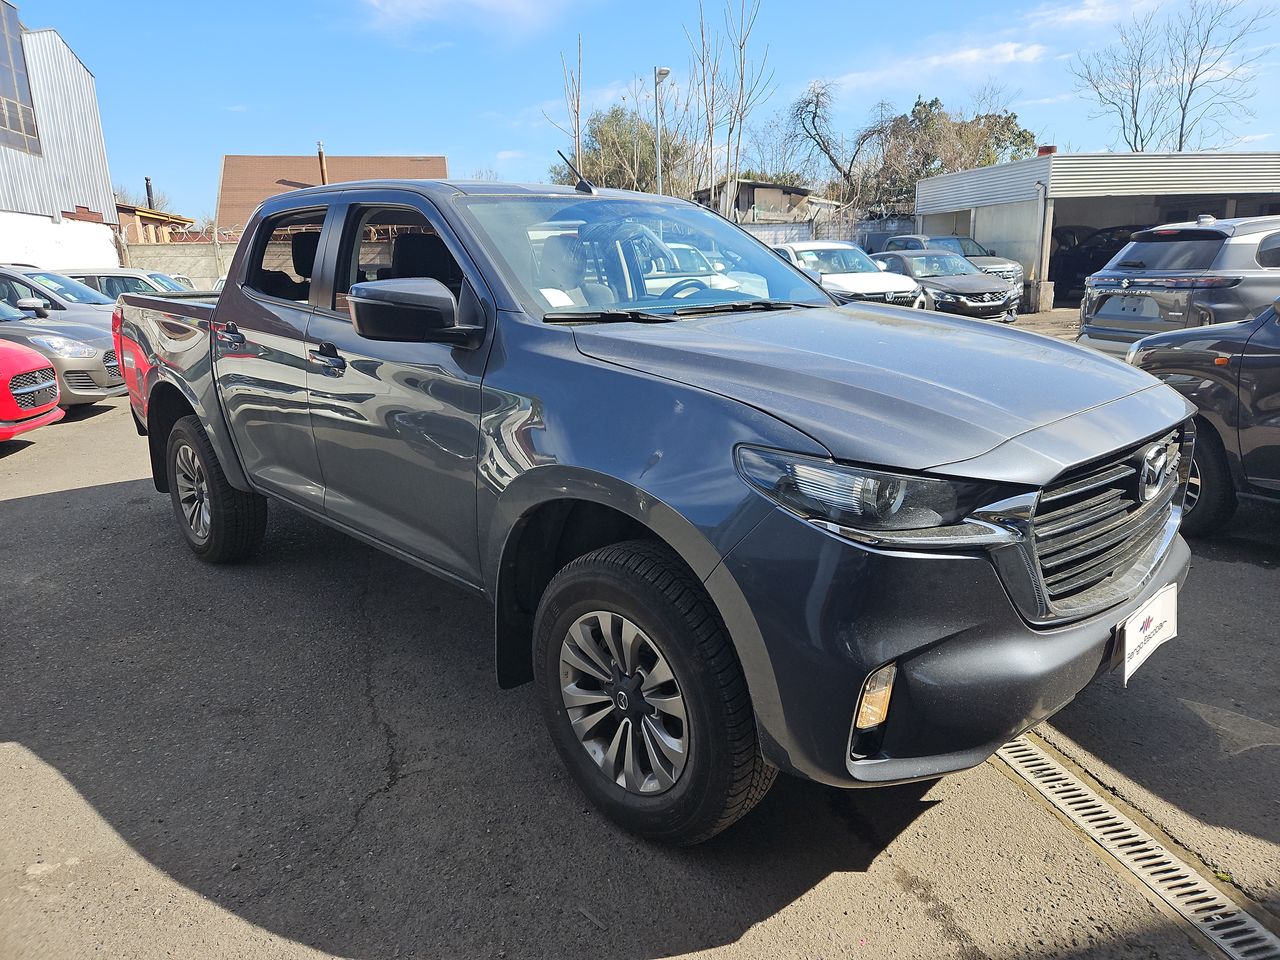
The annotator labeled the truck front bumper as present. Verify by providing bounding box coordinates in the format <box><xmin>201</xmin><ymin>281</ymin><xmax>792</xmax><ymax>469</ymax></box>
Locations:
<box><xmin>713</xmin><ymin>507</ymin><xmax>1192</xmax><ymax>788</ymax></box>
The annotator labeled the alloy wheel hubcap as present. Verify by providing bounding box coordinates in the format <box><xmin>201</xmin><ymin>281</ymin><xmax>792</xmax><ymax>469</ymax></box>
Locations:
<box><xmin>174</xmin><ymin>442</ymin><xmax>211</xmax><ymax>540</ymax></box>
<box><xmin>559</xmin><ymin>610</ymin><xmax>688</xmax><ymax>795</ymax></box>
<box><xmin>1184</xmin><ymin>459</ymin><xmax>1201</xmax><ymax>513</ymax></box>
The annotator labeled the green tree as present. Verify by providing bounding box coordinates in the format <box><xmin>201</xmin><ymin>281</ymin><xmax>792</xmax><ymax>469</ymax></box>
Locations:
<box><xmin>550</xmin><ymin>105</ymin><xmax>690</xmax><ymax>192</ymax></box>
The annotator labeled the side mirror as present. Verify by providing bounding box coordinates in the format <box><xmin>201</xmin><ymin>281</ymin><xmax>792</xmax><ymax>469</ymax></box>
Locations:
<box><xmin>713</xmin><ymin>262</ymin><xmax>727</xmax><ymax>272</ymax></box>
<box><xmin>346</xmin><ymin>278</ymin><xmax>483</xmax><ymax>348</ymax></box>
<box><xmin>16</xmin><ymin>297</ymin><xmax>49</xmax><ymax>318</ymax></box>
<box><xmin>799</xmin><ymin>267</ymin><xmax>822</xmax><ymax>284</ymax></box>
<box><xmin>875</xmin><ymin>261</ymin><xmax>888</xmax><ymax>271</ymax></box>
<box><xmin>988</xmin><ymin>247</ymin><xmax>997</xmax><ymax>255</ymax></box>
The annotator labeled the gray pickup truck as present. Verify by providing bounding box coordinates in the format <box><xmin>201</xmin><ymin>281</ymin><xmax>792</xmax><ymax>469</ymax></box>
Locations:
<box><xmin>115</xmin><ymin>180</ymin><xmax>1195</xmax><ymax>844</ymax></box>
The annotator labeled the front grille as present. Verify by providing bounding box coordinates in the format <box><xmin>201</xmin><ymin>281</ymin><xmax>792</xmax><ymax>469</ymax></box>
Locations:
<box><xmin>8</xmin><ymin>366</ymin><xmax>57</xmax><ymax>409</ymax></box>
<box><xmin>985</xmin><ymin>267</ymin><xmax>1021</xmax><ymax>282</ymax></box>
<box><xmin>63</xmin><ymin>371</ymin><xmax>98</xmax><ymax>391</ymax></box>
<box><xmin>966</xmin><ymin>291</ymin><xmax>1004</xmax><ymax>303</ymax></box>
<box><xmin>102</xmin><ymin>349</ymin><xmax>122</xmax><ymax>383</ymax></box>
<box><xmin>1031</xmin><ymin>430</ymin><xmax>1183</xmax><ymax>612</ymax></box>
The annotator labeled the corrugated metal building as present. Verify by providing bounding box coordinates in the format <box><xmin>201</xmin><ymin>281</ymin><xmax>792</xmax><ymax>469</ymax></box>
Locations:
<box><xmin>0</xmin><ymin>3</ymin><xmax>117</xmax><ymax>267</ymax></box>
<box><xmin>915</xmin><ymin>152</ymin><xmax>1280</xmax><ymax>306</ymax></box>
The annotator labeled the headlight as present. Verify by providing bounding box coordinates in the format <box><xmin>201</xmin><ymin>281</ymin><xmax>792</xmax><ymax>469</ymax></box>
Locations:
<box><xmin>735</xmin><ymin>446</ymin><xmax>1024</xmax><ymax>546</ymax></box>
<box><xmin>29</xmin><ymin>335</ymin><xmax>97</xmax><ymax>358</ymax></box>
<box><xmin>930</xmin><ymin>290</ymin><xmax>956</xmax><ymax>303</ymax></box>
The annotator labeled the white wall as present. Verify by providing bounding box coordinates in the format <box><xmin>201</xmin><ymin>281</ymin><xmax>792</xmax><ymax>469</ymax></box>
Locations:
<box><xmin>0</xmin><ymin>210</ymin><xmax>117</xmax><ymax>267</ymax></box>
<box><xmin>125</xmin><ymin>242</ymin><xmax>240</xmax><ymax>289</ymax></box>
<box><xmin>971</xmin><ymin>199</ymin><xmax>1041</xmax><ymax>273</ymax></box>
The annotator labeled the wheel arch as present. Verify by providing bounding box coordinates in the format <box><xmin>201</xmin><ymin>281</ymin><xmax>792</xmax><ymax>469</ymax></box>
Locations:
<box><xmin>488</xmin><ymin>468</ymin><xmax>735</xmax><ymax>689</ymax></box>
<box><xmin>144</xmin><ymin>371</ymin><xmax>250</xmax><ymax>494</ymax></box>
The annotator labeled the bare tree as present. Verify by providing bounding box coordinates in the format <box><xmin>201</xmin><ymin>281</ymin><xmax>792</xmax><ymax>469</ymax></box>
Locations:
<box><xmin>1166</xmin><ymin>0</ymin><xmax>1274</xmax><ymax>150</ymax></box>
<box><xmin>1070</xmin><ymin>11</ymin><xmax>1169</xmax><ymax>151</ymax></box>
<box><xmin>719</xmin><ymin>0</ymin><xmax>773</xmax><ymax>216</ymax></box>
<box><xmin>114</xmin><ymin>183</ymin><xmax>173</xmax><ymax>212</ymax></box>
<box><xmin>544</xmin><ymin>35</ymin><xmax>584</xmax><ymax>173</ymax></box>
<box><xmin>686</xmin><ymin>1</ymin><xmax>725</xmax><ymax>200</ymax></box>
<box><xmin>469</xmin><ymin>168</ymin><xmax>500</xmax><ymax>181</ymax></box>
<box><xmin>1072</xmin><ymin>0</ymin><xmax>1273</xmax><ymax>152</ymax></box>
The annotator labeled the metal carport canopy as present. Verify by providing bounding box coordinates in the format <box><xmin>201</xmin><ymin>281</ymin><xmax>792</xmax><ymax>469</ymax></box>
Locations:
<box><xmin>915</xmin><ymin>152</ymin><xmax>1280</xmax><ymax>213</ymax></box>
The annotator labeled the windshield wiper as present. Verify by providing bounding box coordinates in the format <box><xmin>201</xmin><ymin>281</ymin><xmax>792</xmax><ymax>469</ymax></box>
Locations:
<box><xmin>1117</xmin><ymin>259</ymin><xmax>1146</xmax><ymax>268</ymax></box>
<box><xmin>668</xmin><ymin>299</ymin><xmax>819</xmax><ymax>317</ymax></box>
<box><xmin>543</xmin><ymin>309</ymin><xmax>674</xmax><ymax>324</ymax></box>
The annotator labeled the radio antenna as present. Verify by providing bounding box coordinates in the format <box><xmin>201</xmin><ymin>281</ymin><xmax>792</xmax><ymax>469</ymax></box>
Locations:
<box><xmin>557</xmin><ymin>150</ymin><xmax>598</xmax><ymax>195</ymax></box>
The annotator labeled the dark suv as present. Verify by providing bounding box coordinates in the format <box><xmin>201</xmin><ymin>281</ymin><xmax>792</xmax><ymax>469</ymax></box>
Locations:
<box><xmin>1078</xmin><ymin>216</ymin><xmax>1280</xmax><ymax>357</ymax></box>
<box><xmin>1128</xmin><ymin>302</ymin><xmax>1280</xmax><ymax>534</ymax></box>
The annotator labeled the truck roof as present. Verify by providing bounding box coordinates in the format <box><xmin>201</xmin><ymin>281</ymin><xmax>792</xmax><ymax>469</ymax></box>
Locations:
<box><xmin>276</xmin><ymin>179</ymin><xmax>671</xmax><ymax>202</ymax></box>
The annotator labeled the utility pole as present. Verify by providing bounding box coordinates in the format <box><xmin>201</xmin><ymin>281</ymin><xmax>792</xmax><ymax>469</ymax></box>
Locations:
<box><xmin>654</xmin><ymin>66</ymin><xmax>670</xmax><ymax>195</ymax></box>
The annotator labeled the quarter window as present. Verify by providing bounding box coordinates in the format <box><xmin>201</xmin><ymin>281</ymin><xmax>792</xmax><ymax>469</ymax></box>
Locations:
<box><xmin>245</xmin><ymin>209</ymin><xmax>326</xmax><ymax>303</ymax></box>
<box><xmin>1257</xmin><ymin>232</ymin><xmax>1280</xmax><ymax>269</ymax></box>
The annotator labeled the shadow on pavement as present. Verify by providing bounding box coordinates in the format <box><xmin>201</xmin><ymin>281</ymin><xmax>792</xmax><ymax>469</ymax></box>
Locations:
<box><xmin>58</xmin><ymin>402</ymin><xmax>115</xmax><ymax>424</ymax></box>
<box><xmin>0</xmin><ymin>437</ymin><xmax>34</xmax><ymax>458</ymax></box>
<box><xmin>1047</xmin><ymin>499</ymin><xmax>1280</xmax><ymax>907</ymax></box>
<box><xmin>0</xmin><ymin>479</ymin><xmax>938</xmax><ymax>959</ymax></box>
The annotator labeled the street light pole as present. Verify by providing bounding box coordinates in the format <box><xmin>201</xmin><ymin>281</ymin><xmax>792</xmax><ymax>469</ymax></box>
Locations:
<box><xmin>654</xmin><ymin>66</ymin><xmax>670</xmax><ymax>195</ymax></box>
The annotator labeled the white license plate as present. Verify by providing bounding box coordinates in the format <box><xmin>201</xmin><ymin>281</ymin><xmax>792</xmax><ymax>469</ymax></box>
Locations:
<box><xmin>1117</xmin><ymin>584</ymin><xmax>1177</xmax><ymax>685</ymax></box>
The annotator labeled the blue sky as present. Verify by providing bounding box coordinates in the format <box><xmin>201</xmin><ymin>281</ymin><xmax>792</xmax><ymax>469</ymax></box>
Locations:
<box><xmin>23</xmin><ymin>0</ymin><xmax>1280</xmax><ymax>219</ymax></box>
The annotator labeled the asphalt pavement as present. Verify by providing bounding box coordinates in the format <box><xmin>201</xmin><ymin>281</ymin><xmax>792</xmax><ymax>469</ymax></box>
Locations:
<box><xmin>1</xmin><ymin>389</ymin><xmax>1276</xmax><ymax>960</ymax></box>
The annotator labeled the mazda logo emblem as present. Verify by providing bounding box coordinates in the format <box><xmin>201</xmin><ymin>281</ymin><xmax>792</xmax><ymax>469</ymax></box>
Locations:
<box><xmin>1136</xmin><ymin>443</ymin><xmax>1170</xmax><ymax>502</ymax></box>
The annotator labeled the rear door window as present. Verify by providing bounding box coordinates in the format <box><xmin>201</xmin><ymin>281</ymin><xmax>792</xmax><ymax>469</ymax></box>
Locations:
<box><xmin>102</xmin><ymin>275</ymin><xmax>155</xmax><ymax>298</ymax></box>
<box><xmin>1108</xmin><ymin>231</ymin><xmax>1225</xmax><ymax>271</ymax></box>
<box><xmin>245</xmin><ymin>209</ymin><xmax>327</xmax><ymax>303</ymax></box>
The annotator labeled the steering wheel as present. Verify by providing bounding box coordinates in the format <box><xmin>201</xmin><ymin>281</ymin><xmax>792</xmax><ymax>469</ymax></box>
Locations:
<box><xmin>661</xmin><ymin>278</ymin><xmax>709</xmax><ymax>298</ymax></box>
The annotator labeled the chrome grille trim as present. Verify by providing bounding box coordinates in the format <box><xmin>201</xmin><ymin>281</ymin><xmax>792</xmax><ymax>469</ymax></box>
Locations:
<box><xmin>1025</xmin><ymin>426</ymin><xmax>1190</xmax><ymax>621</ymax></box>
<box><xmin>8</xmin><ymin>366</ymin><xmax>57</xmax><ymax>409</ymax></box>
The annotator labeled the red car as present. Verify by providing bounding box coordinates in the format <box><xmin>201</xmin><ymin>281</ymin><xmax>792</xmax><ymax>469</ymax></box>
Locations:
<box><xmin>0</xmin><ymin>340</ymin><xmax>64</xmax><ymax>441</ymax></box>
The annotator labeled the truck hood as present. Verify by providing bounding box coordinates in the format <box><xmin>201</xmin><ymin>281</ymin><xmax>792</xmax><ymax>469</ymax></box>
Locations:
<box><xmin>573</xmin><ymin>305</ymin><xmax>1174</xmax><ymax>472</ymax></box>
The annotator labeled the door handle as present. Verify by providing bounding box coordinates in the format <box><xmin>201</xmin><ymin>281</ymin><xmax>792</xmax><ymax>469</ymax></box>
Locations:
<box><xmin>214</xmin><ymin>321</ymin><xmax>245</xmax><ymax>347</ymax></box>
<box><xmin>308</xmin><ymin>341</ymin><xmax>347</xmax><ymax>374</ymax></box>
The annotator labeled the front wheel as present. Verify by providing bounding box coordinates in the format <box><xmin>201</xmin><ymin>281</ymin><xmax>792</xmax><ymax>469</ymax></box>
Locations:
<box><xmin>166</xmin><ymin>415</ymin><xmax>267</xmax><ymax>562</ymax></box>
<box><xmin>533</xmin><ymin>540</ymin><xmax>776</xmax><ymax>845</ymax></box>
<box><xmin>1180</xmin><ymin>432</ymin><xmax>1236</xmax><ymax>536</ymax></box>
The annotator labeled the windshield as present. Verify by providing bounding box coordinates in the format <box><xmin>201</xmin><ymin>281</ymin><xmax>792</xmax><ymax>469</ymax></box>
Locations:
<box><xmin>26</xmin><ymin>272</ymin><xmax>114</xmax><ymax>304</ymax></box>
<box><xmin>147</xmin><ymin>272</ymin><xmax>187</xmax><ymax>291</ymax></box>
<box><xmin>454</xmin><ymin>195</ymin><xmax>830</xmax><ymax>317</ymax></box>
<box><xmin>793</xmin><ymin>246</ymin><xmax>878</xmax><ymax>275</ymax></box>
<box><xmin>903</xmin><ymin>254</ymin><xmax>981</xmax><ymax>278</ymax></box>
<box><xmin>930</xmin><ymin>237</ymin><xmax>989</xmax><ymax>258</ymax></box>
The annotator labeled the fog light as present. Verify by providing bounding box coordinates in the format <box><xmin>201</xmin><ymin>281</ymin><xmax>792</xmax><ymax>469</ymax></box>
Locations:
<box><xmin>855</xmin><ymin>663</ymin><xmax>896</xmax><ymax>730</ymax></box>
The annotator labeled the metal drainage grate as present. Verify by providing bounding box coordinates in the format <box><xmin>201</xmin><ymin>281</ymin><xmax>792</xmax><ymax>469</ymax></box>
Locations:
<box><xmin>998</xmin><ymin>737</ymin><xmax>1280</xmax><ymax>960</ymax></box>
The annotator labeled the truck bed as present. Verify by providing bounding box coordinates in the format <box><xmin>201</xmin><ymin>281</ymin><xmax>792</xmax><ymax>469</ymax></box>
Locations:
<box><xmin>117</xmin><ymin>290</ymin><xmax>219</xmax><ymax>325</ymax></box>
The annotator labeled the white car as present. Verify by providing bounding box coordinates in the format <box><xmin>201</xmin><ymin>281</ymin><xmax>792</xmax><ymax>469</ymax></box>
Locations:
<box><xmin>774</xmin><ymin>241</ymin><xmax>925</xmax><ymax>308</ymax></box>
<box><xmin>642</xmin><ymin>242</ymin><xmax>743</xmax><ymax>295</ymax></box>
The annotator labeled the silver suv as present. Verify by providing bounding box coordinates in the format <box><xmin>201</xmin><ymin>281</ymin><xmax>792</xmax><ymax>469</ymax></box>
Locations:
<box><xmin>1077</xmin><ymin>215</ymin><xmax>1280</xmax><ymax>356</ymax></box>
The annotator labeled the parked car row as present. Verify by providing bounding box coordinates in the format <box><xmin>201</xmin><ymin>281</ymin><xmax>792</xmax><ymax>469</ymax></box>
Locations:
<box><xmin>773</xmin><ymin>239</ymin><xmax>1020</xmax><ymax>322</ymax></box>
<box><xmin>0</xmin><ymin>263</ymin><xmax>184</xmax><ymax>430</ymax></box>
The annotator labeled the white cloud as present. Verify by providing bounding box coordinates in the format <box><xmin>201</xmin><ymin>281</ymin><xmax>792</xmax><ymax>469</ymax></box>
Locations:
<box><xmin>1020</xmin><ymin>92</ymin><xmax>1074</xmax><ymax>106</ymax></box>
<box><xmin>226</xmin><ymin>104</ymin><xmax>248</xmax><ymax>113</ymax></box>
<box><xmin>1237</xmin><ymin>132</ymin><xmax>1274</xmax><ymax>143</ymax></box>
<box><xmin>837</xmin><ymin>42</ymin><xmax>1047</xmax><ymax>90</ymax></box>
<box><xmin>1025</xmin><ymin>0</ymin><xmax>1149</xmax><ymax>29</ymax></box>
<box><xmin>496</xmin><ymin>149</ymin><xmax>525</xmax><ymax>161</ymax></box>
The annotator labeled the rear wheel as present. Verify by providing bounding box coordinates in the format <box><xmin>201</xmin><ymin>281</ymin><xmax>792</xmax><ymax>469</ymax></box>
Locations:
<box><xmin>166</xmin><ymin>415</ymin><xmax>267</xmax><ymax>562</ymax></box>
<box><xmin>1180</xmin><ymin>429</ymin><xmax>1236</xmax><ymax>536</ymax></box>
<box><xmin>534</xmin><ymin>540</ymin><xmax>775</xmax><ymax>845</ymax></box>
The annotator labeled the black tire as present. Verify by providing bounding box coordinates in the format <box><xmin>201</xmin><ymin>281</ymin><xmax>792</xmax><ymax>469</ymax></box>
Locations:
<box><xmin>534</xmin><ymin>540</ymin><xmax>776</xmax><ymax>845</ymax></box>
<box><xmin>166</xmin><ymin>415</ymin><xmax>267</xmax><ymax>562</ymax></box>
<box><xmin>1180</xmin><ymin>427</ymin><xmax>1236</xmax><ymax>537</ymax></box>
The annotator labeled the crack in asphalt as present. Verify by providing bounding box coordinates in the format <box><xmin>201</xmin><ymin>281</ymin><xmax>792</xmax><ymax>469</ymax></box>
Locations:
<box><xmin>338</xmin><ymin>571</ymin><xmax>414</xmax><ymax>846</ymax></box>
<box><xmin>891</xmin><ymin>864</ymin><xmax>989</xmax><ymax>960</ymax></box>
